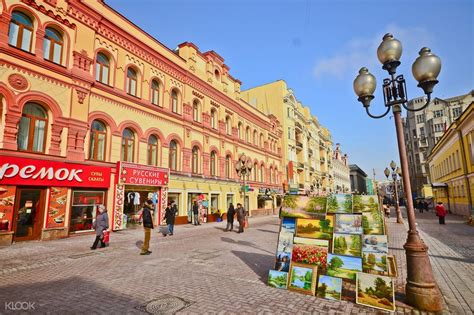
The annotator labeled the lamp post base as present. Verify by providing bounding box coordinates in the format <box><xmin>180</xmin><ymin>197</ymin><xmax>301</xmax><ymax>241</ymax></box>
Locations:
<box><xmin>404</xmin><ymin>231</ymin><xmax>443</xmax><ymax>312</ymax></box>
<box><xmin>396</xmin><ymin>212</ymin><xmax>404</xmax><ymax>224</ymax></box>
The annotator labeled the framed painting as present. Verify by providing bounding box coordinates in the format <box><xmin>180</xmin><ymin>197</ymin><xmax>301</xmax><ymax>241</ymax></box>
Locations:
<box><xmin>332</xmin><ymin>233</ymin><xmax>362</xmax><ymax>257</ymax></box>
<box><xmin>362</xmin><ymin>252</ymin><xmax>388</xmax><ymax>275</ymax></box>
<box><xmin>274</xmin><ymin>251</ymin><xmax>291</xmax><ymax>272</ymax></box>
<box><xmin>362</xmin><ymin>235</ymin><xmax>388</xmax><ymax>254</ymax></box>
<box><xmin>387</xmin><ymin>255</ymin><xmax>398</xmax><ymax>278</ymax></box>
<box><xmin>268</xmin><ymin>270</ymin><xmax>288</xmax><ymax>289</ymax></box>
<box><xmin>327</xmin><ymin>194</ymin><xmax>352</xmax><ymax>214</ymax></box>
<box><xmin>287</xmin><ymin>262</ymin><xmax>318</xmax><ymax>295</ymax></box>
<box><xmin>296</xmin><ymin>218</ymin><xmax>333</xmax><ymax>240</ymax></box>
<box><xmin>317</xmin><ymin>275</ymin><xmax>342</xmax><ymax>301</ymax></box>
<box><xmin>326</xmin><ymin>254</ymin><xmax>362</xmax><ymax>280</ymax></box>
<box><xmin>281</xmin><ymin>217</ymin><xmax>296</xmax><ymax>233</ymax></box>
<box><xmin>293</xmin><ymin>237</ymin><xmax>329</xmax><ymax>248</ymax></box>
<box><xmin>356</xmin><ymin>272</ymin><xmax>395</xmax><ymax>312</ymax></box>
<box><xmin>292</xmin><ymin>243</ymin><xmax>328</xmax><ymax>268</ymax></box>
<box><xmin>334</xmin><ymin>214</ymin><xmax>363</xmax><ymax>235</ymax></box>
<box><xmin>277</xmin><ymin>231</ymin><xmax>294</xmax><ymax>254</ymax></box>
<box><xmin>362</xmin><ymin>212</ymin><xmax>385</xmax><ymax>235</ymax></box>
<box><xmin>281</xmin><ymin>196</ymin><xmax>327</xmax><ymax>219</ymax></box>
<box><xmin>352</xmin><ymin>195</ymin><xmax>379</xmax><ymax>213</ymax></box>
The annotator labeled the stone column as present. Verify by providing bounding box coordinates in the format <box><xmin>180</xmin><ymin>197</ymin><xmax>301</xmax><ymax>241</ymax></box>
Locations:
<box><xmin>2</xmin><ymin>110</ymin><xmax>21</xmax><ymax>150</ymax></box>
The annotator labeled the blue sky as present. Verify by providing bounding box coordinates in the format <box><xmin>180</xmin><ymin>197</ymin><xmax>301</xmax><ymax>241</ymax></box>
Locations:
<box><xmin>108</xmin><ymin>0</ymin><xmax>473</xmax><ymax>180</ymax></box>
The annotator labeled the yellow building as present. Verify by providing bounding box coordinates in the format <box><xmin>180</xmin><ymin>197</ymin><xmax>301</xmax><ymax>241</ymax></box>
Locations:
<box><xmin>241</xmin><ymin>80</ymin><xmax>334</xmax><ymax>196</ymax></box>
<box><xmin>428</xmin><ymin>103</ymin><xmax>474</xmax><ymax>220</ymax></box>
<box><xmin>0</xmin><ymin>0</ymin><xmax>282</xmax><ymax>244</ymax></box>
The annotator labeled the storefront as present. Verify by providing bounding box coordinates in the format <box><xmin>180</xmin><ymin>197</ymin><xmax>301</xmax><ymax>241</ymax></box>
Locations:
<box><xmin>112</xmin><ymin>162</ymin><xmax>169</xmax><ymax>231</ymax></box>
<box><xmin>0</xmin><ymin>155</ymin><xmax>111</xmax><ymax>245</ymax></box>
<box><xmin>254</xmin><ymin>187</ymin><xmax>284</xmax><ymax>216</ymax></box>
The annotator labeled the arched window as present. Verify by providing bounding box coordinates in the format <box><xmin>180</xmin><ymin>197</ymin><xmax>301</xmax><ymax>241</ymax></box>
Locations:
<box><xmin>192</xmin><ymin>146</ymin><xmax>199</xmax><ymax>174</ymax></box>
<box><xmin>260</xmin><ymin>165</ymin><xmax>264</xmax><ymax>183</ymax></box>
<box><xmin>246</xmin><ymin>127</ymin><xmax>250</xmax><ymax>142</ymax></box>
<box><xmin>215</xmin><ymin>69</ymin><xmax>220</xmax><ymax>81</ymax></box>
<box><xmin>147</xmin><ymin>135</ymin><xmax>159</xmax><ymax>166</ymax></box>
<box><xmin>151</xmin><ymin>80</ymin><xmax>160</xmax><ymax>105</ymax></box>
<box><xmin>253</xmin><ymin>130</ymin><xmax>258</xmax><ymax>145</ymax></box>
<box><xmin>210</xmin><ymin>151</ymin><xmax>217</xmax><ymax>176</ymax></box>
<box><xmin>238</xmin><ymin>122</ymin><xmax>243</xmax><ymax>140</ymax></box>
<box><xmin>95</xmin><ymin>53</ymin><xmax>110</xmax><ymax>84</ymax></box>
<box><xmin>225</xmin><ymin>116</ymin><xmax>231</xmax><ymax>135</ymax></box>
<box><xmin>269</xmin><ymin>168</ymin><xmax>273</xmax><ymax>184</ymax></box>
<box><xmin>126</xmin><ymin>68</ymin><xmax>137</xmax><ymax>96</ymax></box>
<box><xmin>43</xmin><ymin>27</ymin><xmax>63</xmax><ymax>64</ymax></box>
<box><xmin>260</xmin><ymin>133</ymin><xmax>264</xmax><ymax>147</ymax></box>
<box><xmin>171</xmin><ymin>90</ymin><xmax>179</xmax><ymax>113</ymax></box>
<box><xmin>225</xmin><ymin>155</ymin><xmax>231</xmax><ymax>179</ymax></box>
<box><xmin>169</xmin><ymin>140</ymin><xmax>178</xmax><ymax>171</ymax></box>
<box><xmin>193</xmin><ymin>100</ymin><xmax>200</xmax><ymax>122</ymax></box>
<box><xmin>211</xmin><ymin>109</ymin><xmax>217</xmax><ymax>129</ymax></box>
<box><xmin>253</xmin><ymin>162</ymin><xmax>258</xmax><ymax>181</ymax></box>
<box><xmin>121</xmin><ymin>128</ymin><xmax>134</xmax><ymax>162</ymax></box>
<box><xmin>89</xmin><ymin>120</ymin><xmax>106</xmax><ymax>161</ymax></box>
<box><xmin>17</xmin><ymin>103</ymin><xmax>47</xmax><ymax>153</ymax></box>
<box><xmin>9</xmin><ymin>11</ymin><xmax>33</xmax><ymax>52</ymax></box>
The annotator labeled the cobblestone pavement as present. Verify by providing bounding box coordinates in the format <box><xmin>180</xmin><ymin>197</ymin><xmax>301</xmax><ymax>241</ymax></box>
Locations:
<box><xmin>0</xmin><ymin>214</ymin><xmax>461</xmax><ymax>315</ymax></box>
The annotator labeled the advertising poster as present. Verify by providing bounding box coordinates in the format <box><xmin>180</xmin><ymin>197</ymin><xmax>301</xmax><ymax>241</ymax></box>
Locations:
<box><xmin>0</xmin><ymin>185</ymin><xmax>16</xmax><ymax>231</ymax></box>
<box><xmin>46</xmin><ymin>187</ymin><xmax>68</xmax><ymax>228</ymax></box>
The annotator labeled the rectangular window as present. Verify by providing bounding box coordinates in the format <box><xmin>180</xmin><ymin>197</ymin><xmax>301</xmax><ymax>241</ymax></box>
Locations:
<box><xmin>8</xmin><ymin>23</ymin><xmax>19</xmax><ymax>46</ymax></box>
<box><xmin>21</xmin><ymin>29</ymin><xmax>32</xmax><ymax>52</ymax></box>
<box><xmin>53</xmin><ymin>42</ymin><xmax>62</xmax><ymax>64</ymax></box>
<box><xmin>70</xmin><ymin>191</ymin><xmax>105</xmax><ymax>233</ymax></box>
<box><xmin>452</xmin><ymin>107</ymin><xmax>462</xmax><ymax>118</ymax></box>
<box><xmin>33</xmin><ymin>119</ymin><xmax>46</xmax><ymax>152</ymax></box>
<box><xmin>17</xmin><ymin>116</ymin><xmax>30</xmax><ymax>150</ymax></box>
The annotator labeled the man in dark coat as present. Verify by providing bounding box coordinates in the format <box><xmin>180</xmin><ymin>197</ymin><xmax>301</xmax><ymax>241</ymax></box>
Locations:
<box><xmin>165</xmin><ymin>201</ymin><xmax>178</xmax><ymax>235</ymax></box>
<box><xmin>225</xmin><ymin>203</ymin><xmax>235</xmax><ymax>231</ymax></box>
<box><xmin>236</xmin><ymin>203</ymin><xmax>246</xmax><ymax>233</ymax></box>
<box><xmin>140</xmin><ymin>200</ymin><xmax>154</xmax><ymax>255</ymax></box>
<box><xmin>192</xmin><ymin>201</ymin><xmax>200</xmax><ymax>226</ymax></box>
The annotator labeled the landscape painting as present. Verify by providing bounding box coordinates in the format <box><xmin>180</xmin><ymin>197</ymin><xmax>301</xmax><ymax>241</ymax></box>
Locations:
<box><xmin>362</xmin><ymin>235</ymin><xmax>388</xmax><ymax>254</ymax></box>
<box><xmin>293</xmin><ymin>237</ymin><xmax>329</xmax><ymax>248</ymax></box>
<box><xmin>356</xmin><ymin>273</ymin><xmax>395</xmax><ymax>312</ymax></box>
<box><xmin>327</xmin><ymin>194</ymin><xmax>352</xmax><ymax>214</ymax></box>
<box><xmin>362</xmin><ymin>212</ymin><xmax>385</xmax><ymax>235</ymax></box>
<box><xmin>281</xmin><ymin>196</ymin><xmax>327</xmax><ymax>219</ymax></box>
<box><xmin>281</xmin><ymin>217</ymin><xmax>296</xmax><ymax>233</ymax></box>
<box><xmin>292</xmin><ymin>243</ymin><xmax>328</xmax><ymax>268</ymax></box>
<box><xmin>362</xmin><ymin>252</ymin><xmax>388</xmax><ymax>275</ymax></box>
<box><xmin>352</xmin><ymin>195</ymin><xmax>379</xmax><ymax>213</ymax></box>
<box><xmin>326</xmin><ymin>254</ymin><xmax>362</xmax><ymax>280</ymax></box>
<box><xmin>288</xmin><ymin>262</ymin><xmax>318</xmax><ymax>295</ymax></box>
<box><xmin>332</xmin><ymin>233</ymin><xmax>362</xmax><ymax>257</ymax></box>
<box><xmin>277</xmin><ymin>231</ymin><xmax>294</xmax><ymax>254</ymax></box>
<box><xmin>296</xmin><ymin>218</ymin><xmax>333</xmax><ymax>240</ymax></box>
<box><xmin>268</xmin><ymin>270</ymin><xmax>288</xmax><ymax>289</ymax></box>
<box><xmin>275</xmin><ymin>251</ymin><xmax>291</xmax><ymax>272</ymax></box>
<box><xmin>316</xmin><ymin>275</ymin><xmax>343</xmax><ymax>301</ymax></box>
<box><xmin>334</xmin><ymin>214</ymin><xmax>363</xmax><ymax>234</ymax></box>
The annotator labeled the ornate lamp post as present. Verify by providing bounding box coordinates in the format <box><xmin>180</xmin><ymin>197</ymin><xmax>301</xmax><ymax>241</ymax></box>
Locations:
<box><xmin>235</xmin><ymin>154</ymin><xmax>253</xmax><ymax>212</ymax></box>
<box><xmin>385</xmin><ymin>161</ymin><xmax>404</xmax><ymax>224</ymax></box>
<box><xmin>353</xmin><ymin>33</ymin><xmax>442</xmax><ymax>311</ymax></box>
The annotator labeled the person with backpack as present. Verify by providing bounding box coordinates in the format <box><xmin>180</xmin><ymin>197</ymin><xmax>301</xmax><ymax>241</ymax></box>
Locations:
<box><xmin>91</xmin><ymin>205</ymin><xmax>109</xmax><ymax>250</ymax></box>
<box><xmin>164</xmin><ymin>201</ymin><xmax>178</xmax><ymax>235</ymax></box>
<box><xmin>140</xmin><ymin>199</ymin><xmax>154</xmax><ymax>255</ymax></box>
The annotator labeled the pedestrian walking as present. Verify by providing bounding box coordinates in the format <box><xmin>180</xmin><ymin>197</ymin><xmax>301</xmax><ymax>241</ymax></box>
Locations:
<box><xmin>193</xmin><ymin>200</ymin><xmax>200</xmax><ymax>225</ymax></box>
<box><xmin>236</xmin><ymin>203</ymin><xmax>246</xmax><ymax>233</ymax></box>
<box><xmin>435</xmin><ymin>201</ymin><xmax>447</xmax><ymax>225</ymax></box>
<box><xmin>225</xmin><ymin>203</ymin><xmax>235</xmax><ymax>231</ymax></box>
<box><xmin>164</xmin><ymin>201</ymin><xmax>178</xmax><ymax>235</ymax></box>
<box><xmin>383</xmin><ymin>204</ymin><xmax>391</xmax><ymax>218</ymax></box>
<box><xmin>140</xmin><ymin>199</ymin><xmax>154</xmax><ymax>255</ymax></box>
<box><xmin>91</xmin><ymin>205</ymin><xmax>109</xmax><ymax>250</ymax></box>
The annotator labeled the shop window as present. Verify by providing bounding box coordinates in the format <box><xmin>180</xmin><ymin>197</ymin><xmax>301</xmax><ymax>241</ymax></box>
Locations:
<box><xmin>169</xmin><ymin>140</ymin><xmax>178</xmax><ymax>171</ymax></box>
<box><xmin>89</xmin><ymin>120</ymin><xmax>106</xmax><ymax>161</ymax></box>
<box><xmin>258</xmin><ymin>197</ymin><xmax>266</xmax><ymax>209</ymax></box>
<box><xmin>171</xmin><ymin>89</ymin><xmax>179</xmax><ymax>113</ymax></box>
<box><xmin>95</xmin><ymin>52</ymin><xmax>110</xmax><ymax>84</ymax></box>
<box><xmin>121</xmin><ymin>128</ymin><xmax>135</xmax><ymax>162</ymax></box>
<box><xmin>147</xmin><ymin>135</ymin><xmax>159</xmax><ymax>166</ymax></box>
<box><xmin>210</xmin><ymin>151</ymin><xmax>217</xmax><ymax>176</ymax></box>
<box><xmin>9</xmin><ymin>11</ymin><xmax>34</xmax><ymax>52</ymax></box>
<box><xmin>193</xmin><ymin>100</ymin><xmax>200</xmax><ymax>122</ymax></box>
<box><xmin>70</xmin><ymin>191</ymin><xmax>105</xmax><ymax>233</ymax></box>
<box><xmin>211</xmin><ymin>109</ymin><xmax>217</xmax><ymax>129</ymax></box>
<box><xmin>210</xmin><ymin>194</ymin><xmax>219</xmax><ymax>214</ymax></box>
<box><xmin>192</xmin><ymin>146</ymin><xmax>199</xmax><ymax>174</ymax></box>
<box><xmin>126</xmin><ymin>67</ymin><xmax>138</xmax><ymax>96</ymax></box>
<box><xmin>151</xmin><ymin>79</ymin><xmax>160</xmax><ymax>105</ymax></box>
<box><xmin>17</xmin><ymin>103</ymin><xmax>47</xmax><ymax>153</ymax></box>
<box><xmin>226</xmin><ymin>194</ymin><xmax>234</xmax><ymax>210</ymax></box>
<box><xmin>43</xmin><ymin>27</ymin><xmax>63</xmax><ymax>64</ymax></box>
<box><xmin>225</xmin><ymin>155</ymin><xmax>231</xmax><ymax>179</ymax></box>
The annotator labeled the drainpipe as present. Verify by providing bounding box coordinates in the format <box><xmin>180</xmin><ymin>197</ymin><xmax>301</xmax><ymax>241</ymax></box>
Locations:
<box><xmin>458</xmin><ymin>130</ymin><xmax>473</xmax><ymax>223</ymax></box>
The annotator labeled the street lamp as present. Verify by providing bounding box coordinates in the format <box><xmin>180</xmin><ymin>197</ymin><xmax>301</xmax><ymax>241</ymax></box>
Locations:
<box><xmin>235</xmin><ymin>153</ymin><xmax>253</xmax><ymax>213</ymax></box>
<box><xmin>385</xmin><ymin>162</ymin><xmax>404</xmax><ymax>224</ymax></box>
<box><xmin>353</xmin><ymin>33</ymin><xmax>442</xmax><ymax>312</ymax></box>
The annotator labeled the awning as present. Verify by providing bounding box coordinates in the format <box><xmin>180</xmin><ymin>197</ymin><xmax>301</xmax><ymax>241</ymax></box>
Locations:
<box><xmin>431</xmin><ymin>183</ymin><xmax>448</xmax><ymax>188</ymax></box>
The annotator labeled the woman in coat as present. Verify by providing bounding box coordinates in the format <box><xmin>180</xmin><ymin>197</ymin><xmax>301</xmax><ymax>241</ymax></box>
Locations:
<box><xmin>225</xmin><ymin>203</ymin><xmax>235</xmax><ymax>232</ymax></box>
<box><xmin>91</xmin><ymin>205</ymin><xmax>109</xmax><ymax>250</ymax></box>
<box><xmin>164</xmin><ymin>201</ymin><xmax>177</xmax><ymax>236</ymax></box>
<box><xmin>435</xmin><ymin>201</ymin><xmax>447</xmax><ymax>225</ymax></box>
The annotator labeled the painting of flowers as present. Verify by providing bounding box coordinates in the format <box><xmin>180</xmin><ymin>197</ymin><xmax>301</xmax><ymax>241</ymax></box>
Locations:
<box><xmin>356</xmin><ymin>273</ymin><xmax>395</xmax><ymax>312</ymax></box>
<box><xmin>292</xmin><ymin>243</ymin><xmax>328</xmax><ymax>268</ymax></box>
<box><xmin>268</xmin><ymin>270</ymin><xmax>288</xmax><ymax>289</ymax></box>
<box><xmin>296</xmin><ymin>218</ymin><xmax>333</xmax><ymax>240</ymax></box>
<box><xmin>332</xmin><ymin>233</ymin><xmax>362</xmax><ymax>257</ymax></box>
<box><xmin>334</xmin><ymin>214</ymin><xmax>363</xmax><ymax>234</ymax></box>
<box><xmin>327</xmin><ymin>194</ymin><xmax>352</xmax><ymax>214</ymax></box>
<box><xmin>317</xmin><ymin>275</ymin><xmax>342</xmax><ymax>301</ymax></box>
<box><xmin>288</xmin><ymin>262</ymin><xmax>318</xmax><ymax>295</ymax></box>
<box><xmin>362</xmin><ymin>235</ymin><xmax>388</xmax><ymax>254</ymax></box>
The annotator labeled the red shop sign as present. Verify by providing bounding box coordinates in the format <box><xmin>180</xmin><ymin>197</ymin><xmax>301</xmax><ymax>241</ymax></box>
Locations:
<box><xmin>0</xmin><ymin>155</ymin><xmax>111</xmax><ymax>188</ymax></box>
<box><xmin>117</xmin><ymin>162</ymin><xmax>169</xmax><ymax>186</ymax></box>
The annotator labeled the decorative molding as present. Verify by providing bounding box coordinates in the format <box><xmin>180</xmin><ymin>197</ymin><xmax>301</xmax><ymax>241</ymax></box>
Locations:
<box><xmin>72</xmin><ymin>50</ymin><xmax>93</xmax><ymax>72</ymax></box>
<box><xmin>186</xmin><ymin>128</ymin><xmax>191</xmax><ymax>138</ymax></box>
<box><xmin>192</xmin><ymin>90</ymin><xmax>204</xmax><ymax>99</ymax></box>
<box><xmin>76</xmin><ymin>88</ymin><xmax>88</xmax><ymax>104</ymax></box>
<box><xmin>21</xmin><ymin>0</ymin><xmax>76</xmax><ymax>29</ymax></box>
<box><xmin>7</xmin><ymin>73</ymin><xmax>29</xmax><ymax>91</ymax></box>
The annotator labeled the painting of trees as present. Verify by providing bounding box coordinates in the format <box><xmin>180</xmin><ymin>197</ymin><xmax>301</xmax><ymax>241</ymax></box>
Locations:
<box><xmin>352</xmin><ymin>194</ymin><xmax>363</xmax><ymax>212</ymax></box>
<box><xmin>317</xmin><ymin>282</ymin><xmax>327</xmax><ymax>297</ymax></box>
<box><xmin>329</xmin><ymin>256</ymin><xmax>343</xmax><ymax>270</ymax></box>
<box><xmin>356</xmin><ymin>273</ymin><xmax>395</xmax><ymax>311</ymax></box>
<box><xmin>319</xmin><ymin>219</ymin><xmax>331</xmax><ymax>233</ymax></box>
<box><xmin>283</xmin><ymin>195</ymin><xmax>298</xmax><ymax>209</ymax></box>
<box><xmin>327</xmin><ymin>195</ymin><xmax>338</xmax><ymax>212</ymax></box>
<box><xmin>306</xmin><ymin>197</ymin><xmax>327</xmax><ymax>213</ymax></box>
<box><xmin>343</xmin><ymin>194</ymin><xmax>353</xmax><ymax>212</ymax></box>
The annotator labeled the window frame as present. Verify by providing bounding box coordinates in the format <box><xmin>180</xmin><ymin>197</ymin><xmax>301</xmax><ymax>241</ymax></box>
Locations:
<box><xmin>43</xmin><ymin>27</ymin><xmax>63</xmax><ymax>65</ymax></box>
<box><xmin>192</xmin><ymin>146</ymin><xmax>199</xmax><ymax>174</ymax></box>
<box><xmin>121</xmin><ymin>128</ymin><xmax>135</xmax><ymax>162</ymax></box>
<box><xmin>17</xmin><ymin>103</ymin><xmax>48</xmax><ymax>153</ymax></box>
<box><xmin>169</xmin><ymin>140</ymin><xmax>178</xmax><ymax>171</ymax></box>
<box><xmin>89</xmin><ymin>120</ymin><xmax>107</xmax><ymax>161</ymax></box>
<box><xmin>126</xmin><ymin>67</ymin><xmax>138</xmax><ymax>96</ymax></box>
<box><xmin>95</xmin><ymin>52</ymin><xmax>110</xmax><ymax>85</ymax></box>
<box><xmin>171</xmin><ymin>90</ymin><xmax>179</xmax><ymax>114</ymax></box>
<box><xmin>225</xmin><ymin>155</ymin><xmax>231</xmax><ymax>179</ymax></box>
<box><xmin>150</xmin><ymin>80</ymin><xmax>160</xmax><ymax>105</ymax></box>
<box><xmin>9</xmin><ymin>11</ymin><xmax>34</xmax><ymax>52</ymax></box>
<box><xmin>210</xmin><ymin>151</ymin><xmax>217</xmax><ymax>176</ymax></box>
<box><xmin>147</xmin><ymin>135</ymin><xmax>159</xmax><ymax>166</ymax></box>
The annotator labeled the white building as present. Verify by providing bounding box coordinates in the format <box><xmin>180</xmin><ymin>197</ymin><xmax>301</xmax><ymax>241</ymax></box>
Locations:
<box><xmin>332</xmin><ymin>143</ymin><xmax>350</xmax><ymax>193</ymax></box>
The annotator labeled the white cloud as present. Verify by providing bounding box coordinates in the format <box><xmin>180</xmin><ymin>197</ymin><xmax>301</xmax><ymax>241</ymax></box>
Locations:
<box><xmin>314</xmin><ymin>24</ymin><xmax>433</xmax><ymax>80</ymax></box>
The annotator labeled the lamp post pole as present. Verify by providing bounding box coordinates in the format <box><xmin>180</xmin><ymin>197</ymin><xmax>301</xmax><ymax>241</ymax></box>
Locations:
<box><xmin>353</xmin><ymin>33</ymin><xmax>443</xmax><ymax>311</ymax></box>
<box><xmin>385</xmin><ymin>163</ymin><xmax>404</xmax><ymax>223</ymax></box>
<box><xmin>235</xmin><ymin>154</ymin><xmax>253</xmax><ymax>214</ymax></box>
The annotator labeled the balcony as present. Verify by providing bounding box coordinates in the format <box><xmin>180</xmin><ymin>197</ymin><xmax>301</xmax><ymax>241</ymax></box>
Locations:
<box><xmin>295</xmin><ymin>121</ymin><xmax>303</xmax><ymax>132</ymax></box>
<box><xmin>296</xmin><ymin>141</ymin><xmax>303</xmax><ymax>151</ymax></box>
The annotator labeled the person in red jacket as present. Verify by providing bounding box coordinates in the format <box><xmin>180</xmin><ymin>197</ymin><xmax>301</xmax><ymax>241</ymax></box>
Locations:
<box><xmin>435</xmin><ymin>201</ymin><xmax>447</xmax><ymax>225</ymax></box>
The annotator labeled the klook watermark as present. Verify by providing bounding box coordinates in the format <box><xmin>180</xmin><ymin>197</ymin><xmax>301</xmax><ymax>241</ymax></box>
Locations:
<box><xmin>5</xmin><ymin>301</ymin><xmax>36</xmax><ymax>311</ymax></box>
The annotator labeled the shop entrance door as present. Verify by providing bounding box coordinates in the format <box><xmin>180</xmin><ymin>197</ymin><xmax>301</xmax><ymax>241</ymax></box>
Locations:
<box><xmin>13</xmin><ymin>188</ymin><xmax>45</xmax><ymax>241</ymax></box>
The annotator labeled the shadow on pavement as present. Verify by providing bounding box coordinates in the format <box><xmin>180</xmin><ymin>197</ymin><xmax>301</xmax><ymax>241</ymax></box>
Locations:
<box><xmin>256</xmin><ymin>229</ymin><xmax>278</xmax><ymax>234</ymax></box>
<box><xmin>231</xmin><ymin>250</ymin><xmax>274</xmax><ymax>283</ymax></box>
<box><xmin>221</xmin><ymin>237</ymin><xmax>273</xmax><ymax>254</ymax></box>
<box><xmin>135</xmin><ymin>240</ymin><xmax>143</xmax><ymax>249</ymax></box>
